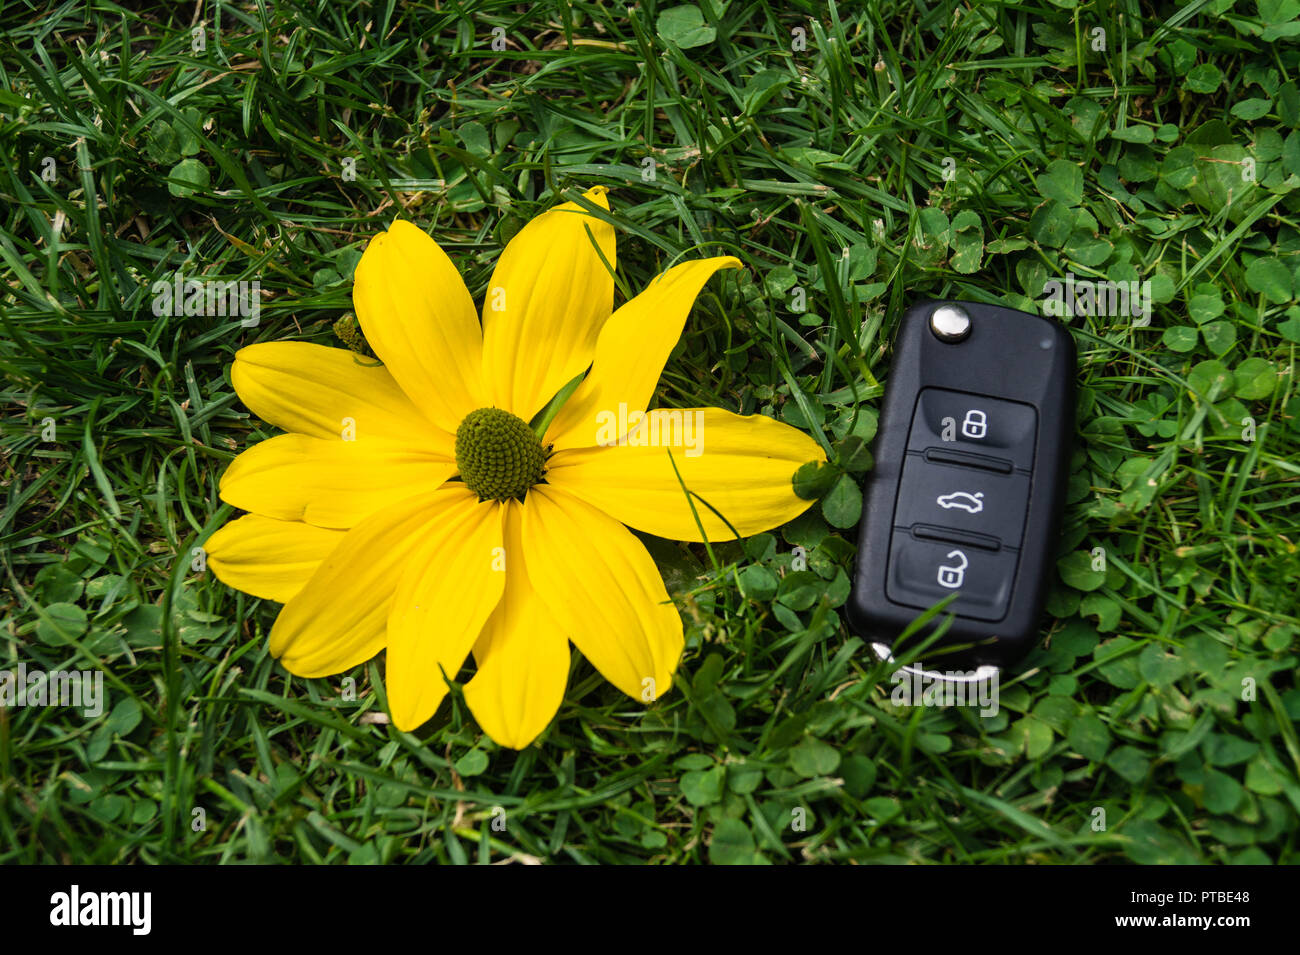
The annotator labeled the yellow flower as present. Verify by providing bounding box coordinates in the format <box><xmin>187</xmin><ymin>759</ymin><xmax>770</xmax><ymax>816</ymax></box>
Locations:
<box><xmin>205</xmin><ymin>186</ymin><xmax>825</xmax><ymax>748</ymax></box>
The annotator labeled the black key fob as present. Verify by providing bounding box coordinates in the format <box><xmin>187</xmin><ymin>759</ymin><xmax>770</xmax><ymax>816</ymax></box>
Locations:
<box><xmin>847</xmin><ymin>300</ymin><xmax>1076</xmax><ymax>671</ymax></box>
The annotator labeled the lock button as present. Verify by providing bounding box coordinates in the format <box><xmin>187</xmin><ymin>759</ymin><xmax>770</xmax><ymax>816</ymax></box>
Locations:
<box><xmin>907</xmin><ymin>388</ymin><xmax>1038</xmax><ymax>470</ymax></box>
<box><xmin>961</xmin><ymin>409</ymin><xmax>987</xmax><ymax>439</ymax></box>
<box><xmin>886</xmin><ymin>531</ymin><xmax>1019</xmax><ymax>622</ymax></box>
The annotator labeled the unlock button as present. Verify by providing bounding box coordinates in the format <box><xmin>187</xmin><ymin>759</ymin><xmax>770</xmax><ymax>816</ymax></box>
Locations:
<box><xmin>936</xmin><ymin>549</ymin><xmax>968</xmax><ymax>588</ymax></box>
<box><xmin>886</xmin><ymin>531</ymin><xmax>1018</xmax><ymax>622</ymax></box>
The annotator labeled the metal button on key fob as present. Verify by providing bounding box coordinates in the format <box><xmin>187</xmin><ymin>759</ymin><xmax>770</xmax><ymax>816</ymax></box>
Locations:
<box><xmin>847</xmin><ymin>301</ymin><xmax>1076</xmax><ymax>671</ymax></box>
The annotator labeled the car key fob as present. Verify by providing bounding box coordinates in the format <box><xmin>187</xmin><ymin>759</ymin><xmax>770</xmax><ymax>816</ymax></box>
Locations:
<box><xmin>847</xmin><ymin>300</ymin><xmax>1076</xmax><ymax>672</ymax></box>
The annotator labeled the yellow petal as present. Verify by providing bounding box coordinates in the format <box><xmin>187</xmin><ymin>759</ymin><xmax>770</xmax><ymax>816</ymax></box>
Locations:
<box><xmin>547</xmin><ymin>407</ymin><xmax>824</xmax><ymax>542</ymax></box>
<box><xmin>231</xmin><ymin>341</ymin><xmax>451</xmax><ymax>455</ymax></box>
<box><xmin>545</xmin><ymin>256</ymin><xmax>741</xmax><ymax>450</ymax></box>
<box><xmin>481</xmin><ymin>186</ymin><xmax>616</xmax><ymax>421</ymax></box>
<box><xmin>219</xmin><ymin>433</ymin><xmax>454</xmax><ymax>529</ymax></box>
<box><xmin>520</xmin><ymin>485</ymin><xmax>682</xmax><ymax>702</ymax></box>
<box><xmin>353</xmin><ymin>220</ymin><xmax>487</xmax><ymax>432</ymax></box>
<box><xmin>205</xmin><ymin>515</ymin><xmax>345</xmax><ymax>603</ymax></box>
<box><xmin>386</xmin><ymin>491</ymin><xmax>506</xmax><ymax>731</ymax></box>
<box><xmin>463</xmin><ymin>501</ymin><xmax>570</xmax><ymax>749</ymax></box>
<box><xmin>268</xmin><ymin>487</ymin><xmax>467</xmax><ymax>678</ymax></box>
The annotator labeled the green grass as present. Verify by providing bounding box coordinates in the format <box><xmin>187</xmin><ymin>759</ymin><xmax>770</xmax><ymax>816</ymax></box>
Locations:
<box><xmin>2</xmin><ymin>0</ymin><xmax>1298</xmax><ymax>864</ymax></box>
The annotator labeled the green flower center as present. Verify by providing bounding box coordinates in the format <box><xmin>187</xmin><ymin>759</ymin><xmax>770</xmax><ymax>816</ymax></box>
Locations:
<box><xmin>455</xmin><ymin>407</ymin><xmax>546</xmax><ymax>501</ymax></box>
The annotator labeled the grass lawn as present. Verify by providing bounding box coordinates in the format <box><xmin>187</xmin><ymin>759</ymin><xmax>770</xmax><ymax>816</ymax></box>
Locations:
<box><xmin>2</xmin><ymin>0</ymin><xmax>1298</xmax><ymax>864</ymax></box>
